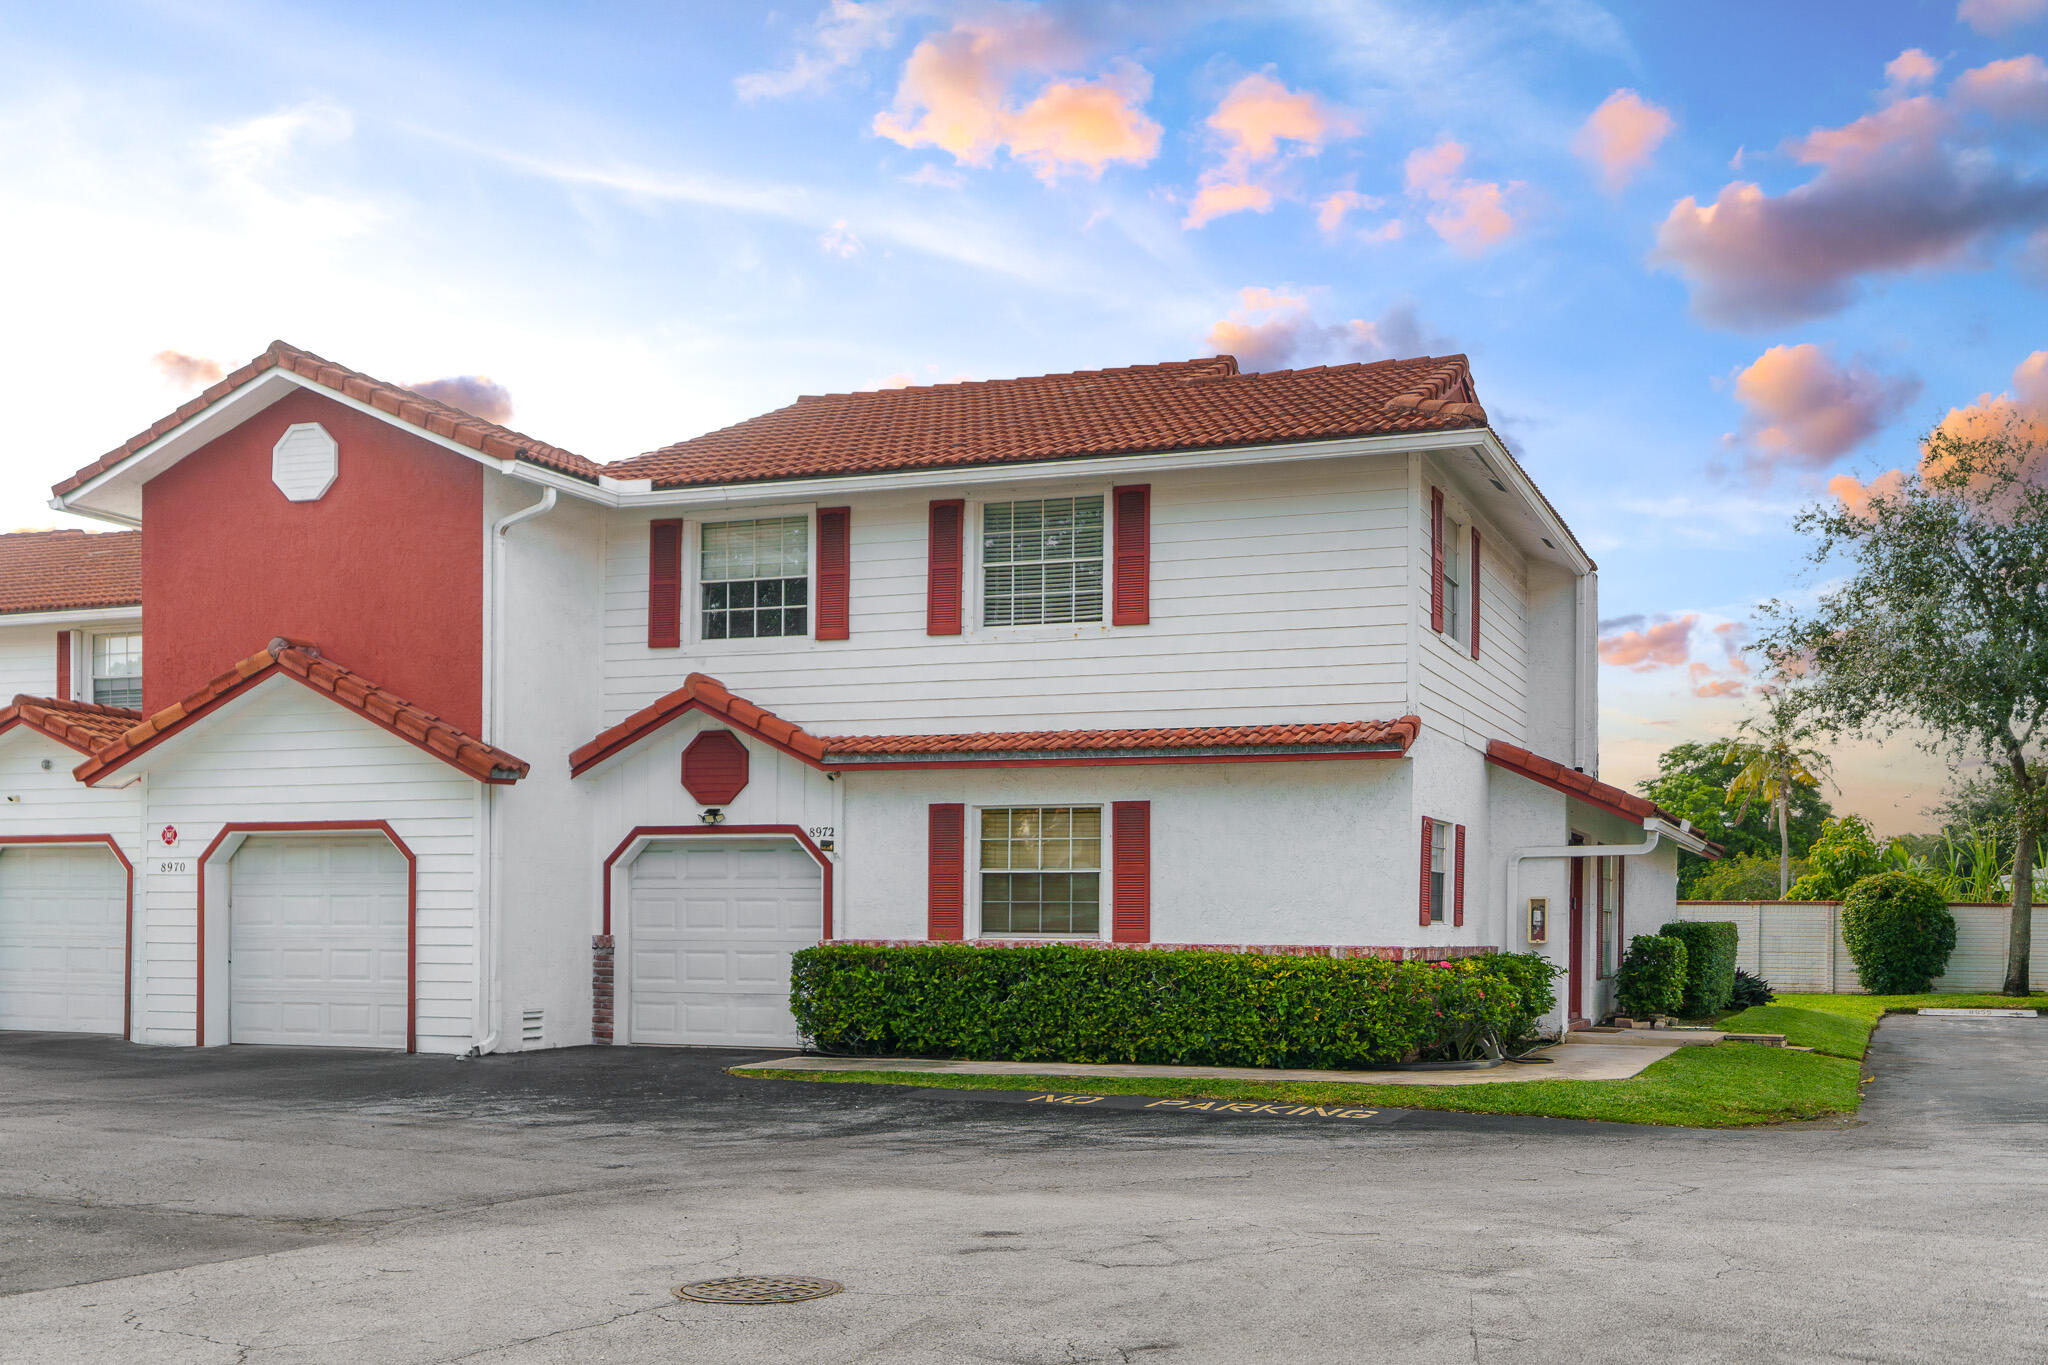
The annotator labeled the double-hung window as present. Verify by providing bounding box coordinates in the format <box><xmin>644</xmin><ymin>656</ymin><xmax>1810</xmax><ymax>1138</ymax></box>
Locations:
<box><xmin>91</xmin><ymin>633</ymin><xmax>142</xmax><ymax>708</ymax></box>
<box><xmin>701</xmin><ymin>516</ymin><xmax>808</xmax><ymax>640</ymax></box>
<box><xmin>1441</xmin><ymin>517</ymin><xmax>1465</xmax><ymax>643</ymax></box>
<box><xmin>979</xmin><ymin>806</ymin><xmax>1102</xmax><ymax>936</ymax></box>
<box><xmin>981</xmin><ymin>496</ymin><xmax>1104</xmax><ymax>627</ymax></box>
<box><xmin>1427</xmin><ymin>818</ymin><xmax>1451</xmax><ymax>924</ymax></box>
<box><xmin>1597</xmin><ymin>857</ymin><xmax>1620</xmax><ymax>978</ymax></box>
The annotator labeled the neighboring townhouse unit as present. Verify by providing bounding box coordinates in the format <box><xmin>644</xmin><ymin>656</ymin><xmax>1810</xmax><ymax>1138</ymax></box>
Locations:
<box><xmin>1</xmin><ymin>340</ymin><xmax>1714</xmax><ymax>1056</ymax></box>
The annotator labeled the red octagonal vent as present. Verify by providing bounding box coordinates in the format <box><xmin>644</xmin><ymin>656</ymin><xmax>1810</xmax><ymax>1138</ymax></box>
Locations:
<box><xmin>682</xmin><ymin>729</ymin><xmax>750</xmax><ymax>804</ymax></box>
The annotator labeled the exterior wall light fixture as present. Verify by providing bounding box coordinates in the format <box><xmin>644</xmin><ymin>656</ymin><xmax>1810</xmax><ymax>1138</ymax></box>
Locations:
<box><xmin>701</xmin><ymin>807</ymin><xmax>726</xmax><ymax>825</ymax></box>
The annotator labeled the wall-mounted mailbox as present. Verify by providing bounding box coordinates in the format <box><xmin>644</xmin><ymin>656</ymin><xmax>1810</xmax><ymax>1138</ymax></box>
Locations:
<box><xmin>1527</xmin><ymin>897</ymin><xmax>1549</xmax><ymax>944</ymax></box>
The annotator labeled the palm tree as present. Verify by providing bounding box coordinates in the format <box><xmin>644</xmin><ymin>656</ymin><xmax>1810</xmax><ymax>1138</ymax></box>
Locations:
<box><xmin>1724</xmin><ymin>698</ymin><xmax>1836</xmax><ymax>898</ymax></box>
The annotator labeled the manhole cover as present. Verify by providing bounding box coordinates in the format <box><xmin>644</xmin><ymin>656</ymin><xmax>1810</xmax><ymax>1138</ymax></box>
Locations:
<box><xmin>671</xmin><ymin>1275</ymin><xmax>843</xmax><ymax>1305</ymax></box>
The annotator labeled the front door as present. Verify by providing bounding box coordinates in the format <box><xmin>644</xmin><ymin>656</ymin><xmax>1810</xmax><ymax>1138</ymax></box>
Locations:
<box><xmin>1568</xmin><ymin>856</ymin><xmax>1586</xmax><ymax>1023</ymax></box>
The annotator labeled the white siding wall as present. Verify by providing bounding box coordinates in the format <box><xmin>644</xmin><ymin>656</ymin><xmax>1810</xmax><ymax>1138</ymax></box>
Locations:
<box><xmin>843</xmin><ymin>760</ymin><xmax>1415</xmax><ymax>947</ymax></box>
<box><xmin>0</xmin><ymin>729</ymin><xmax>146</xmax><ymax>1038</ymax></box>
<box><xmin>599</xmin><ymin>456</ymin><xmax>1413</xmax><ymax>733</ymax></box>
<box><xmin>134</xmin><ymin>677</ymin><xmax>481</xmax><ymax>1052</ymax></box>
<box><xmin>0</xmin><ymin>623</ymin><xmax>60</xmax><ymax>701</ymax></box>
<box><xmin>1413</xmin><ymin>455</ymin><xmax>1533</xmax><ymax>751</ymax></box>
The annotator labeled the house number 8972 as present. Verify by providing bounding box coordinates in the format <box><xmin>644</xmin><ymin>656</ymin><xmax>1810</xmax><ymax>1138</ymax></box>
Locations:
<box><xmin>807</xmin><ymin>827</ymin><xmax>834</xmax><ymax>841</ymax></box>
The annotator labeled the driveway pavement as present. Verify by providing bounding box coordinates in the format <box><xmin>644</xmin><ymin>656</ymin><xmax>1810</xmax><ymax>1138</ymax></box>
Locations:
<box><xmin>1</xmin><ymin>1015</ymin><xmax>2045</xmax><ymax>1363</ymax></box>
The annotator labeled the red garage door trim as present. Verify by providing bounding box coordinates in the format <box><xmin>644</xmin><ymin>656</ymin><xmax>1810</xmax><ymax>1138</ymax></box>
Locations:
<box><xmin>0</xmin><ymin>834</ymin><xmax>134</xmax><ymax>1040</ymax></box>
<box><xmin>599</xmin><ymin>825</ymin><xmax>834</xmax><ymax>940</ymax></box>
<box><xmin>193</xmin><ymin>821</ymin><xmax>416</xmax><ymax>1052</ymax></box>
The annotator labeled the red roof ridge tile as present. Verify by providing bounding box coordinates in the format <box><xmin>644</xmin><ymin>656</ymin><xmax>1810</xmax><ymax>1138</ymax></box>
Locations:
<box><xmin>0</xmin><ymin>694</ymin><xmax>145</xmax><ymax>756</ymax></box>
<box><xmin>72</xmin><ymin>638</ymin><xmax>528</xmax><ymax>786</ymax></box>
<box><xmin>53</xmin><ymin>340</ymin><xmax>602</xmax><ymax>500</ymax></box>
<box><xmin>1484</xmin><ymin>739</ymin><xmax>1714</xmax><ymax>851</ymax></box>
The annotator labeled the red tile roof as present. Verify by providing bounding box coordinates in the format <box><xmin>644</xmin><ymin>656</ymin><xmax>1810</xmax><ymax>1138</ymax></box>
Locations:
<box><xmin>1485</xmin><ymin>739</ymin><xmax>1718</xmax><ymax>853</ymax></box>
<box><xmin>570</xmin><ymin>673</ymin><xmax>1419</xmax><ymax>776</ymax></box>
<box><xmin>53</xmin><ymin>341</ymin><xmax>603</xmax><ymax>498</ymax></box>
<box><xmin>0</xmin><ymin>695</ymin><xmax>142</xmax><ymax>755</ymax></box>
<box><xmin>74</xmin><ymin>638</ymin><xmax>529</xmax><ymax>786</ymax></box>
<box><xmin>0</xmin><ymin>530</ymin><xmax>142</xmax><ymax>615</ymax></box>
<box><xmin>822</xmin><ymin>717</ymin><xmax>1421</xmax><ymax>758</ymax></box>
<box><xmin>607</xmin><ymin>354</ymin><xmax>1488</xmax><ymax>488</ymax></box>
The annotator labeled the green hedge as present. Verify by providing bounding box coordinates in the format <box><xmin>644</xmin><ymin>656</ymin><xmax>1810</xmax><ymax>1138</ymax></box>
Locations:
<box><xmin>789</xmin><ymin>944</ymin><xmax>1560</xmax><ymax>1068</ymax></box>
<box><xmin>1842</xmin><ymin>872</ymin><xmax>1958</xmax><ymax>994</ymax></box>
<box><xmin>1615</xmin><ymin>935</ymin><xmax>1687</xmax><ymax>1018</ymax></box>
<box><xmin>1659</xmin><ymin>920</ymin><xmax>1738</xmax><ymax>1017</ymax></box>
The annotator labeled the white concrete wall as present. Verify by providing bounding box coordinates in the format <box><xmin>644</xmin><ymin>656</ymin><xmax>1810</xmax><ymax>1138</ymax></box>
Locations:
<box><xmin>1668</xmin><ymin>900</ymin><xmax>2048</xmax><ymax>993</ymax></box>
<box><xmin>598</xmin><ymin>455</ymin><xmax>1415</xmax><ymax>733</ymax></box>
<box><xmin>0</xmin><ymin>728</ymin><xmax>146</xmax><ymax>1038</ymax></box>
<box><xmin>486</xmin><ymin>478</ymin><xmax>606</xmax><ymax>1052</ymax></box>
<box><xmin>130</xmin><ymin>676</ymin><xmax>481</xmax><ymax>1052</ymax></box>
<box><xmin>841</xmin><ymin>758</ymin><xmax>1423</xmax><ymax>946</ymax></box>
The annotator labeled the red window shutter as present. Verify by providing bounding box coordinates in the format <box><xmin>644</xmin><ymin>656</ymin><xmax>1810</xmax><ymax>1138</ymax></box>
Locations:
<box><xmin>648</xmin><ymin>519</ymin><xmax>683</xmax><ymax>649</ymax></box>
<box><xmin>1429</xmin><ymin>487</ymin><xmax>1445</xmax><ymax>634</ymax></box>
<box><xmin>55</xmin><ymin>630</ymin><xmax>71</xmax><ymax>700</ymax></box>
<box><xmin>816</xmin><ymin>507</ymin><xmax>851</xmax><ymax>641</ymax></box>
<box><xmin>1111</xmin><ymin>801</ymin><xmax>1151</xmax><ymax>942</ymax></box>
<box><xmin>928</xmin><ymin>803</ymin><xmax>965</xmax><ymax>940</ymax></box>
<box><xmin>1454</xmin><ymin>823</ymin><xmax>1467</xmax><ymax>927</ymax></box>
<box><xmin>1111</xmin><ymin>484</ymin><xmax>1150</xmax><ymax>627</ymax></box>
<box><xmin>1469</xmin><ymin>528</ymin><xmax>1482</xmax><ymax>660</ymax></box>
<box><xmin>927</xmin><ymin>500</ymin><xmax>964</xmax><ymax>636</ymax></box>
<box><xmin>1419</xmin><ymin>818</ymin><xmax>1435</xmax><ymax>927</ymax></box>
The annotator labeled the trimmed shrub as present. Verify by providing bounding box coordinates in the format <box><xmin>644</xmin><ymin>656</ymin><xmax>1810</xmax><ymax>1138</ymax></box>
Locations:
<box><xmin>1659</xmin><ymin>920</ymin><xmax>1739</xmax><ymax>1017</ymax></box>
<box><xmin>1615</xmin><ymin>935</ymin><xmax>1687</xmax><ymax>1018</ymax></box>
<box><xmin>788</xmin><ymin>943</ymin><xmax>1560</xmax><ymax>1069</ymax></box>
<box><xmin>1730</xmin><ymin>967</ymin><xmax>1776</xmax><ymax>1009</ymax></box>
<box><xmin>1840</xmin><ymin>871</ymin><xmax>1958</xmax><ymax>994</ymax></box>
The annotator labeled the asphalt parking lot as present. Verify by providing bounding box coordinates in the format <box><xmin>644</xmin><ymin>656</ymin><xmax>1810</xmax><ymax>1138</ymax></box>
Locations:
<box><xmin>2</xmin><ymin>1015</ymin><xmax>2045</xmax><ymax>1364</ymax></box>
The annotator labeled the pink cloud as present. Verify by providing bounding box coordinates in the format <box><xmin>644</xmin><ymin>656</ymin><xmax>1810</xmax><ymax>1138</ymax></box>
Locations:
<box><xmin>1183</xmin><ymin>72</ymin><xmax>1353</xmax><ymax>230</ymax></box>
<box><xmin>1204</xmin><ymin>288</ymin><xmax>1446</xmax><ymax>372</ymax></box>
<box><xmin>1573</xmin><ymin>88</ymin><xmax>1675</xmax><ymax>191</ymax></box>
<box><xmin>1827</xmin><ymin>467</ymin><xmax>1910</xmax><ymax>517</ymax></box>
<box><xmin>1885</xmin><ymin>48</ymin><xmax>1942</xmax><ymax>90</ymax></box>
<box><xmin>1830</xmin><ymin>349</ymin><xmax>2048</xmax><ymax>515</ymax></box>
<box><xmin>1597</xmin><ymin>614</ymin><xmax>1697</xmax><ymax>670</ymax></box>
<box><xmin>872</xmin><ymin>15</ymin><xmax>1160</xmax><ymax>182</ymax></box>
<box><xmin>1651</xmin><ymin>90</ymin><xmax>2048</xmax><ymax>325</ymax></box>
<box><xmin>1732</xmin><ymin>343</ymin><xmax>1920</xmax><ymax>473</ymax></box>
<box><xmin>1315</xmin><ymin>190</ymin><xmax>1400</xmax><ymax>240</ymax></box>
<box><xmin>1404</xmin><ymin>141</ymin><xmax>1518</xmax><ymax>255</ymax></box>
<box><xmin>1959</xmin><ymin>0</ymin><xmax>2048</xmax><ymax>35</ymax></box>
<box><xmin>412</xmin><ymin>375</ymin><xmax>513</xmax><ymax>425</ymax></box>
<box><xmin>1693</xmin><ymin>675</ymin><xmax>1749</xmax><ymax>699</ymax></box>
<box><xmin>152</xmin><ymin>349</ymin><xmax>223</xmax><ymax>389</ymax></box>
<box><xmin>1955</xmin><ymin>55</ymin><xmax>2048</xmax><ymax>121</ymax></box>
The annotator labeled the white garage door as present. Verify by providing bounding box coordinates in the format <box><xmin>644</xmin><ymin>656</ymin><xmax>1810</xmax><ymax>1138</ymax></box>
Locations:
<box><xmin>0</xmin><ymin>845</ymin><xmax>125</xmax><ymax>1034</ymax></box>
<box><xmin>628</xmin><ymin>839</ymin><xmax>822</xmax><ymax>1047</ymax></box>
<box><xmin>229</xmin><ymin>835</ymin><xmax>408</xmax><ymax>1049</ymax></box>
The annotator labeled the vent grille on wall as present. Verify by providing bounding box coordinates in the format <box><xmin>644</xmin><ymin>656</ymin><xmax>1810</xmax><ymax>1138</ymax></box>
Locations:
<box><xmin>521</xmin><ymin>1009</ymin><xmax>544</xmax><ymax>1045</ymax></box>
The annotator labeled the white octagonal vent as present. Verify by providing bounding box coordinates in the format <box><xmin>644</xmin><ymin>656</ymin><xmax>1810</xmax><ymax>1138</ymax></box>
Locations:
<box><xmin>272</xmin><ymin>422</ymin><xmax>339</xmax><ymax>502</ymax></box>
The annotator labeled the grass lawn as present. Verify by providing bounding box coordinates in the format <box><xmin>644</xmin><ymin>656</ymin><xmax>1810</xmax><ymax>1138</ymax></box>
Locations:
<box><xmin>1720</xmin><ymin>992</ymin><xmax>2048</xmax><ymax>1060</ymax></box>
<box><xmin>744</xmin><ymin>1044</ymin><xmax>1862</xmax><ymax>1129</ymax></box>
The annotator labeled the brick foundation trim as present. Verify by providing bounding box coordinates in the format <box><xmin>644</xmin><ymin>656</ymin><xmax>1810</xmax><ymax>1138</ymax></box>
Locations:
<box><xmin>831</xmin><ymin>939</ymin><xmax>1498</xmax><ymax>961</ymax></box>
<box><xmin>592</xmin><ymin>934</ymin><xmax>616</xmax><ymax>1044</ymax></box>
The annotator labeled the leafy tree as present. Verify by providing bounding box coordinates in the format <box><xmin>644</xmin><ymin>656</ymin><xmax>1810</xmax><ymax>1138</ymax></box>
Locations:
<box><xmin>1691</xmin><ymin>853</ymin><xmax>1811</xmax><ymax>902</ymax></box>
<box><xmin>1639</xmin><ymin>740</ymin><xmax>1832</xmax><ymax>897</ymax></box>
<box><xmin>1784</xmin><ymin>816</ymin><xmax>1887</xmax><ymax>900</ymax></box>
<box><xmin>1722</xmin><ymin>698</ymin><xmax>1837</xmax><ymax>897</ymax></box>
<box><xmin>1759</xmin><ymin>420</ymin><xmax>2048</xmax><ymax>995</ymax></box>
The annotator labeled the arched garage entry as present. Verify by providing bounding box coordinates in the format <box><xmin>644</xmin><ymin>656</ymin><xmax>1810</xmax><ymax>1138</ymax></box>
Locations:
<box><xmin>198</xmin><ymin>822</ymin><xmax>415</xmax><ymax>1050</ymax></box>
<box><xmin>0</xmin><ymin>836</ymin><xmax>133</xmax><ymax>1037</ymax></box>
<box><xmin>603</xmin><ymin>826</ymin><xmax>832</xmax><ymax>1048</ymax></box>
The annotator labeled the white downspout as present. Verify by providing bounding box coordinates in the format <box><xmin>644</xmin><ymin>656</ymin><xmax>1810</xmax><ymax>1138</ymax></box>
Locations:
<box><xmin>467</xmin><ymin>487</ymin><xmax>558</xmax><ymax>1059</ymax></box>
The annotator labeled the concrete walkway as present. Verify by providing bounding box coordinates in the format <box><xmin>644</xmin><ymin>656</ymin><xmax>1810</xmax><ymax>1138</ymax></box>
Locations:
<box><xmin>734</xmin><ymin>1040</ymin><xmax>1678</xmax><ymax>1086</ymax></box>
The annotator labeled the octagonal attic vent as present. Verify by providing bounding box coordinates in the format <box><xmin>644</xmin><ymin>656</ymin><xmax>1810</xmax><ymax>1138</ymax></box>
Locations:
<box><xmin>272</xmin><ymin>422</ymin><xmax>339</xmax><ymax>501</ymax></box>
<box><xmin>682</xmin><ymin>730</ymin><xmax>750</xmax><ymax>804</ymax></box>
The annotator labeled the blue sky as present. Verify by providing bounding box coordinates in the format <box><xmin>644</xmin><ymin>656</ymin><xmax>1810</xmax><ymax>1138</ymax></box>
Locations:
<box><xmin>6</xmin><ymin>0</ymin><xmax>2046</xmax><ymax>831</ymax></box>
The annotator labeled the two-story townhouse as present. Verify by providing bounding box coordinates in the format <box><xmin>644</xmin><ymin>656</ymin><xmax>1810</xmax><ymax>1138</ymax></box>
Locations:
<box><xmin>4</xmin><ymin>340</ymin><xmax>1713</xmax><ymax>1057</ymax></box>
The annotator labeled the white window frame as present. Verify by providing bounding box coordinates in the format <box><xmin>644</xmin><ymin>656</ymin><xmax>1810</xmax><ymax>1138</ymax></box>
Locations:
<box><xmin>682</xmin><ymin>504</ymin><xmax>819</xmax><ymax>651</ymax></box>
<box><xmin>87</xmin><ymin>630</ymin><xmax>143</xmax><ymax>708</ymax></box>
<box><xmin>969</xmin><ymin>802</ymin><xmax>1109</xmax><ymax>941</ymax></box>
<box><xmin>970</xmin><ymin>485</ymin><xmax>1113</xmax><ymax>637</ymax></box>
<box><xmin>1427</xmin><ymin>818</ymin><xmax>1451</xmax><ymax>925</ymax></box>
